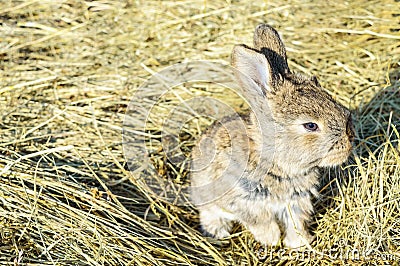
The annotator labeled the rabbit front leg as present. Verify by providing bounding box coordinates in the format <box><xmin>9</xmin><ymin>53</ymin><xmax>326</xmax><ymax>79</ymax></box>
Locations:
<box><xmin>282</xmin><ymin>200</ymin><xmax>313</xmax><ymax>249</ymax></box>
<box><xmin>198</xmin><ymin>205</ymin><xmax>234</xmax><ymax>239</ymax></box>
<box><xmin>246</xmin><ymin>218</ymin><xmax>281</xmax><ymax>246</ymax></box>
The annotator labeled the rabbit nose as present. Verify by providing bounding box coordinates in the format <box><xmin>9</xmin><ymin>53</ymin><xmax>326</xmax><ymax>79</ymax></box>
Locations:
<box><xmin>346</xmin><ymin>117</ymin><xmax>355</xmax><ymax>142</ymax></box>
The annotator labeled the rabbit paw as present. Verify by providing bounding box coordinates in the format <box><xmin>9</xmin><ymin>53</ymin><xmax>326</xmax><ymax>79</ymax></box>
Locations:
<box><xmin>248</xmin><ymin>220</ymin><xmax>281</xmax><ymax>246</ymax></box>
<box><xmin>201</xmin><ymin>224</ymin><xmax>231</xmax><ymax>239</ymax></box>
<box><xmin>199</xmin><ymin>208</ymin><xmax>233</xmax><ymax>239</ymax></box>
<box><xmin>283</xmin><ymin>231</ymin><xmax>312</xmax><ymax>249</ymax></box>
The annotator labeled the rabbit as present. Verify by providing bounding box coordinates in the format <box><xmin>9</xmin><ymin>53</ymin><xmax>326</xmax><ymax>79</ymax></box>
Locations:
<box><xmin>190</xmin><ymin>24</ymin><xmax>355</xmax><ymax>249</ymax></box>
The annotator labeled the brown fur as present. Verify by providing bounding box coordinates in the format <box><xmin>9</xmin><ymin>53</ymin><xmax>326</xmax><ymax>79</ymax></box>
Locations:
<box><xmin>190</xmin><ymin>24</ymin><xmax>354</xmax><ymax>248</ymax></box>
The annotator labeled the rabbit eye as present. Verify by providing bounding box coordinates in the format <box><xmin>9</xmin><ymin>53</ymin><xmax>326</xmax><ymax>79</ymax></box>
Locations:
<box><xmin>303</xmin><ymin>122</ymin><xmax>319</xmax><ymax>132</ymax></box>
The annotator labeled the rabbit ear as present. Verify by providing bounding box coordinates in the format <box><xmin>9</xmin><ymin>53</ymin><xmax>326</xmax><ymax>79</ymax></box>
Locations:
<box><xmin>231</xmin><ymin>44</ymin><xmax>273</xmax><ymax>96</ymax></box>
<box><xmin>253</xmin><ymin>24</ymin><xmax>290</xmax><ymax>76</ymax></box>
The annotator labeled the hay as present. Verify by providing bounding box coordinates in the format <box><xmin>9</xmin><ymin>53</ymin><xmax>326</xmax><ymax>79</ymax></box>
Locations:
<box><xmin>0</xmin><ymin>0</ymin><xmax>399</xmax><ymax>265</ymax></box>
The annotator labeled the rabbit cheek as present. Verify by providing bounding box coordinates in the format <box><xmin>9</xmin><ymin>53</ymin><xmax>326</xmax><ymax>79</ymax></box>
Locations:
<box><xmin>320</xmin><ymin>141</ymin><xmax>352</xmax><ymax>167</ymax></box>
<box><xmin>302</xmin><ymin>134</ymin><xmax>320</xmax><ymax>146</ymax></box>
<box><xmin>293</xmin><ymin>134</ymin><xmax>322</xmax><ymax>164</ymax></box>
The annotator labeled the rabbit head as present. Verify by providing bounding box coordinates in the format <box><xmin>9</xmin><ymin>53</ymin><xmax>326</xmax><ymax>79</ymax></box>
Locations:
<box><xmin>231</xmin><ymin>24</ymin><xmax>354</xmax><ymax>176</ymax></box>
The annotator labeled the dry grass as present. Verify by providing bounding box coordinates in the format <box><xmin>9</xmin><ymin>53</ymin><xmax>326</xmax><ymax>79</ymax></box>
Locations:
<box><xmin>0</xmin><ymin>0</ymin><xmax>399</xmax><ymax>265</ymax></box>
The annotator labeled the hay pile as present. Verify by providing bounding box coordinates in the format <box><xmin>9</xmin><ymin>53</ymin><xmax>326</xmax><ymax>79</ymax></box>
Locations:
<box><xmin>1</xmin><ymin>0</ymin><xmax>399</xmax><ymax>265</ymax></box>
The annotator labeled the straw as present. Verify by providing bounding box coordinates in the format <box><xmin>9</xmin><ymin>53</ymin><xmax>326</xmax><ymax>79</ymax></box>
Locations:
<box><xmin>0</xmin><ymin>0</ymin><xmax>399</xmax><ymax>264</ymax></box>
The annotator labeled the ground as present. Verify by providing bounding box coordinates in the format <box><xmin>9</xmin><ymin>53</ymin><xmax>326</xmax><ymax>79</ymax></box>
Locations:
<box><xmin>0</xmin><ymin>0</ymin><xmax>399</xmax><ymax>265</ymax></box>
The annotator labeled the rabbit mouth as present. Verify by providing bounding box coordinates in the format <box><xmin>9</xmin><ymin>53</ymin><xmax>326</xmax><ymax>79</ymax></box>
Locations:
<box><xmin>319</xmin><ymin>149</ymin><xmax>352</xmax><ymax>167</ymax></box>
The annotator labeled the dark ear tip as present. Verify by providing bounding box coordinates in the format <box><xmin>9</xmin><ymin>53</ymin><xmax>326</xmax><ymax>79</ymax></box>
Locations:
<box><xmin>255</xmin><ymin>24</ymin><xmax>279</xmax><ymax>36</ymax></box>
<box><xmin>256</xmin><ymin>23</ymin><xmax>273</xmax><ymax>29</ymax></box>
<box><xmin>311</xmin><ymin>76</ymin><xmax>321</xmax><ymax>87</ymax></box>
<box><xmin>256</xmin><ymin>23</ymin><xmax>271</xmax><ymax>30</ymax></box>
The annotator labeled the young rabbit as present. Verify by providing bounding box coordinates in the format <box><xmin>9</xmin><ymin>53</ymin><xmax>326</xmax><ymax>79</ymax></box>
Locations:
<box><xmin>190</xmin><ymin>24</ymin><xmax>354</xmax><ymax>249</ymax></box>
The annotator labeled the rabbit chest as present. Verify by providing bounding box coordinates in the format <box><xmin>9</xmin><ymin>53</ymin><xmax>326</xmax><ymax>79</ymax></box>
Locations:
<box><xmin>220</xmin><ymin>173</ymin><xmax>318</xmax><ymax>224</ymax></box>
